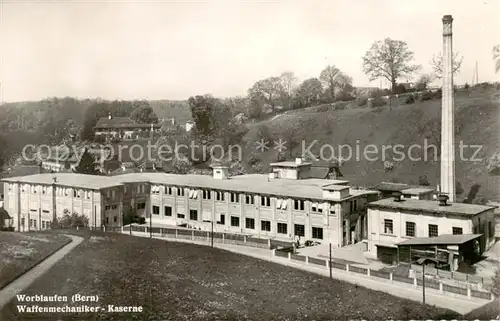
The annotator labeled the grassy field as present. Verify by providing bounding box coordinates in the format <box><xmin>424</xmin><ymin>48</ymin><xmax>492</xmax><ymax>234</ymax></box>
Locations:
<box><xmin>0</xmin><ymin>231</ymin><xmax>459</xmax><ymax>321</ymax></box>
<box><xmin>464</xmin><ymin>299</ymin><xmax>500</xmax><ymax>319</ymax></box>
<box><xmin>242</xmin><ymin>88</ymin><xmax>500</xmax><ymax>201</ymax></box>
<box><xmin>0</xmin><ymin>232</ymin><xmax>71</xmax><ymax>289</ymax></box>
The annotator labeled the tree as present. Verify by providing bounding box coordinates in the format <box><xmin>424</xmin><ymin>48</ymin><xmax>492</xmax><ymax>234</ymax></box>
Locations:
<box><xmin>295</xmin><ymin>78</ymin><xmax>323</xmax><ymax>107</ymax></box>
<box><xmin>418</xmin><ymin>175</ymin><xmax>430</xmax><ymax>186</ymax></box>
<box><xmin>279</xmin><ymin>72</ymin><xmax>298</xmax><ymax>109</ymax></box>
<box><xmin>430</xmin><ymin>52</ymin><xmax>464</xmax><ymax>79</ymax></box>
<box><xmin>248</xmin><ymin>77</ymin><xmax>283</xmax><ymax>112</ymax></box>
<box><xmin>319</xmin><ymin>65</ymin><xmax>352</xmax><ymax>102</ymax></box>
<box><xmin>415</xmin><ymin>74</ymin><xmax>434</xmax><ymax>91</ymax></box>
<box><xmin>493</xmin><ymin>44</ymin><xmax>500</xmax><ymax>74</ymax></box>
<box><xmin>362</xmin><ymin>38</ymin><xmax>421</xmax><ymax>92</ymax></box>
<box><xmin>52</xmin><ymin>210</ymin><xmax>89</xmax><ymax>229</ymax></box>
<box><xmin>73</xmin><ymin>148</ymin><xmax>99</xmax><ymax>175</ymax></box>
<box><xmin>130</xmin><ymin>100</ymin><xmax>159</xmax><ymax>124</ymax></box>
<box><xmin>188</xmin><ymin>95</ymin><xmax>233</xmax><ymax>144</ymax></box>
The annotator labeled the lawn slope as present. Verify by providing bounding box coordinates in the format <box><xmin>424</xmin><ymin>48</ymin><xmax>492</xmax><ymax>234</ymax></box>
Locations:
<box><xmin>242</xmin><ymin>89</ymin><xmax>500</xmax><ymax>201</ymax></box>
<box><xmin>0</xmin><ymin>231</ymin><xmax>459</xmax><ymax>321</ymax></box>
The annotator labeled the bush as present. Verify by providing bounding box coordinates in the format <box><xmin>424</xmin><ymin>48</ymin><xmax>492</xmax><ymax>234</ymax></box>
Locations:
<box><xmin>492</xmin><ymin>268</ymin><xmax>500</xmax><ymax>297</ymax></box>
<box><xmin>464</xmin><ymin>83</ymin><xmax>470</xmax><ymax>89</ymax></box>
<box><xmin>420</xmin><ymin>91</ymin><xmax>434</xmax><ymax>101</ymax></box>
<box><xmin>315</xmin><ymin>105</ymin><xmax>330</xmax><ymax>113</ymax></box>
<box><xmin>334</xmin><ymin>102</ymin><xmax>348</xmax><ymax>110</ymax></box>
<box><xmin>357</xmin><ymin>96</ymin><xmax>368</xmax><ymax>107</ymax></box>
<box><xmin>404</xmin><ymin>95</ymin><xmax>415</xmax><ymax>104</ymax></box>
<box><xmin>370</xmin><ymin>97</ymin><xmax>386</xmax><ymax>108</ymax></box>
<box><xmin>433</xmin><ymin>89</ymin><xmax>442</xmax><ymax>99</ymax></box>
<box><xmin>393</xmin><ymin>84</ymin><xmax>407</xmax><ymax>94</ymax></box>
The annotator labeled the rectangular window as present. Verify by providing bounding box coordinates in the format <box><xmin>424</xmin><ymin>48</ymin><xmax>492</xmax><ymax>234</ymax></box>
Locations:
<box><xmin>165</xmin><ymin>186</ymin><xmax>173</xmax><ymax>195</ymax></box>
<box><xmin>405</xmin><ymin>222</ymin><xmax>416</xmax><ymax>237</ymax></box>
<box><xmin>294</xmin><ymin>199</ymin><xmax>305</xmax><ymax>211</ymax></box>
<box><xmin>230</xmin><ymin>193</ymin><xmax>239</xmax><ymax>203</ymax></box>
<box><xmin>177</xmin><ymin>187</ymin><xmax>185</xmax><ymax>196</ymax></box>
<box><xmin>114</xmin><ymin>216</ymin><xmax>117</xmax><ymax>223</ymax></box>
<box><xmin>42</xmin><ymin>186</ymin><xmax>46</xmax><ymax>194</ymax></box>
<box><xmin>215</xmin><ymin>191</ymin><xmax>225</xmax><ymax>201</ymax></box>
<box><xmin>105</xmin><ymin>217</ymin><xmax>109</xmax><ymax>225</ymax></box>
<box><xmin>230</xmin><ymin>216</ymin><xmax>240</xmax><ymax>227</ymax></box>
<box><xmin>384</xmin><ymin>219</ymin><xmax>393</xmax><ymax>234</ymax></box>
<box><xmin>164</xmin><ymin>206</ymin><xmax>172</xmax><ymax>217</ymax></box>
<box><xmin>428</xmin><ymin>224</ymin><xmax>438</xmax><ymax>237</ymax></box>
<box><xmin>33</xmin><ymin>220</ymin><xmax>37</xmax><ymax>229</ymax></box>
<box><xmin>261</xmin><ymin>220</ymin><xmax>271</xmax><ymax>232</ymax></box>
<box><xmin>245</xmin><ymin>195</ymin><xmax>254</xmax><ymax>205</ymax></box>
<box><xmin>311</xmin><ymin>202</ymin><xmax>323</xmax><ymax>213</ymax></box>
<box><xmin>452</xmin><ymin>227</ymin><xmax>463</xmax><ymax>235</ymax></box>
<box><xmin>124</xmin><ymin>185</ymin><xmax>128</xmax><ymax>194</ymax></box>
<box><xmin>294</xmin><ymin>224</ymin><xmax>305</xmax><ymax>237</ymax></box>
<box><xmin>277</xmin><ymin>222</ymin><xmax>287</xmax><ymax>234</ymax></box>
<box><xmin>152</xmin><ymin>206</ymin><xmax>160</xmax><ymax>215</ymax></box>
<box><xmin>137</xmin><ymin>202</ymin><xmax>146</xmax><ymax>210</ymax></box>
<box><xmin>329</xmin><ymin>203</ymin><xmax>336</xmax><ymax>215</ymax></box>
<box><xmin>202</xmin><ymin>190</ymin><xmax>211</xmax><ymax>200</ymax></box>
<box><xmin>189</xmin><ymin>209</ymin><xmax>198</xmax><ymax>221</ymax></box>
<box><xmin>312</xmin><ymin>227</ymin><xmax>323</xmax><ymax>239</ymax></box>
<box><xmin>177</xmin><ymin>213</ymin><xmax>185</xmax><ymax>219</ymax></box>
<box><xmin>151</xmin><ymin>186</ymin><xmax>159</xmax><ymax>194</ymax></box>
<box><xmin>261</xmin><ymin>196</ymin><xmax>271</xmax><ymax>207</ymax></box>
<box><xmin>245</xmin><ymin>218</ymin><xmax>255</xmax><ymax>229</ymax></box>
<box><xmin>217</xmin><ymin>214</ymin><xmax>225</xmax><ymax>225</ymax></box>
<box><xmin>111</xmin><ymin>205</ymin><xmax>118</xmax><ymax>210</ymax></box>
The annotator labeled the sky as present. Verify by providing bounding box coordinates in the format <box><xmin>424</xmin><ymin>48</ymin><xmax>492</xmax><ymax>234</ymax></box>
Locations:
<box><xmin>1</xmin><ymin>0</ymin><xmax>499</xmax><ymax>102</ymax></box>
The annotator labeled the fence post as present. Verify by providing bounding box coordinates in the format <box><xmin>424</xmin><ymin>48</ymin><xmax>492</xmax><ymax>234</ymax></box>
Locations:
<box><xmin>191</xmin><ymin>230</ymin><xmax>194</xmax><ymax>240</ymax></box>
<box><xmin>491</xmin><ymin>293</ymin><xmax>495</xmax><ymax>301</ymax></box>
<box><xmin>439</xmin><ymin>281</ymin><xmax>443</xmax><ymax>293</ymax></box>
<box><xmin>367</xmin><ymin>268</ymin><xmax>370</xmax><ymax>276</ymax></box>
<box><xmin>121</xmin><ymin>226</ymin><xmax>123</xmax><ymax>233</ymax></box>
<box><xmin>175</xmin><ymin>229</ymin><xmax>178</xmax><ymax>238</ymax></box>
<box><xmin>159</xmin><ymin>228</ymin><xmax>162</xmax><ymax>236</ymax></box>
<box><xmin>305</xmin><ymin>256</ymin><xmax>309</xmax><ymax>264</ymax></box>
<box><xmin>272</xmin><ymin>249</ymin><xmax>276</xmax><ymax>256</ymax></box>
<box><xmin>326</xmin><ymin>260</ymin><xmax>329</xmax><ymax>268</ymax></box>
<box><xmin>207</xmin><ymin>232</ymin><xmax>209</xmax><ymax>242</ymax></box>
<box><xmin>244</xmin><ymin>236</ymin><xmax>247</xmax><ymax>243</ymax></box>
<box><xmin>268</xmin><ymin>238</ymin><xmax>271</xmax><ymax>249</ymax></box>
<box><xmin>288</xmin><ymin>252</ymin><xmax>291</xmax><ymax>261</ymax></box>
<box><xmin>346</xmin><ymin>264</ymin><xmax>349</xmax><ymax>272</ymax></box>
<box><xmin>390</xmin><ymin>272</ymin><xmax>393</xmax><ymax>282</ymax></box>
<box><xmin>413</xmin><ymin>277</ymin><xmax>417</xmax><ymax>288</ymax></box>
<box><xmin>103</xmin><ymin>226</ymin><xmax>106</xmax><ymax>232</ymax></box>
<box><xmin>467</xmin><ymin>285</ymin><xmax>471</xmax><ymax>299</ymax></box>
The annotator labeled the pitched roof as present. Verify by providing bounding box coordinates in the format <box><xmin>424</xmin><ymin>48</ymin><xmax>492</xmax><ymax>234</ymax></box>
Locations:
<box><xmin>94</xmin><ymin>117</ymin><xmax>161</xmax><ymax>129</ymax></box>
<box><xmin>374</xmin><ymin>182</ymin><xmax>411</xmax><ymax>192</ymax></box>
<box><xmin>368</xmin><ymin>198</ymin><xmax>496</xmax><ymax>217</ymax></box>
<box><xmin>397</xmin><ymin>234</ymin><xmax>482</xmax><ymax>246</ymax></box>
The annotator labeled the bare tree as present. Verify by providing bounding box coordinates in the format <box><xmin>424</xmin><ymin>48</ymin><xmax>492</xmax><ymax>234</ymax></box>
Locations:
<box><xmin>493</xmin><ymin>44</ymin><xmax>500</xmax><ymax>74</ymax></box>
<box><xmin>362</xmin><ymin>38</ymin><xmax>421</xmax><ymax>92</ymax></box>
<box><xmin>430</xmin><ymin>52</ymin><xmax>464</xmax><ymax>79</ymax></box>
<box><xmin>279</xmin><ymin>72</ymin><xmax>298</xmax><ymax>109</ymax></box>
<box><xmin>248</xmin><ymin>77</ymin><xmax>283</xmax><ymax>112</ymax></box>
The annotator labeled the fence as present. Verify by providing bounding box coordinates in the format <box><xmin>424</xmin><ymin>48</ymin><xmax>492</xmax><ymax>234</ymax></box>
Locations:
<box><xmin>271</xmin><ymin>251</ymin><xmax>494</xmax><ymax>301</ymax></box>
<box><xmin>122</xmin><ymin>225</ymin><xmax>292</xmax><ymax>250</ymax></box>
<box><xmin>409</xmin><ymin>264</ymin><xmax>491</xmax><ymax>290</ymax></box>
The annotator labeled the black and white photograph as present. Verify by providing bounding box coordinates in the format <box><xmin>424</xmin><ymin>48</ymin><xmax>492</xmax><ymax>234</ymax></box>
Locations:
<box><xmin>0</xmin><ymin>0</ymin><xmax>499</xmax><ymax>320</ymax></box>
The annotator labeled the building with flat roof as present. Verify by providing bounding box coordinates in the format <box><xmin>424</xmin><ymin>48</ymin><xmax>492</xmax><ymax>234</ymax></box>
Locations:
<box><xmin>367</xmin><ymin>194</ymin><xmax>497</xmax><ymax>265</ymax></box>
<box><xmin>1</xmin><ymin>160</ymin><xmax>380</xmax><ymax>247</ymax></box>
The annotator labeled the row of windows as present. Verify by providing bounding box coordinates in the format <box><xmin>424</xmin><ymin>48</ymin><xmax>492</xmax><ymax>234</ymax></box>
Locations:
<box><xmin>20</xmin><ymin>218</ymin><xmax>51</xmax><ymax>229</ymax></box>
<box><xmin>383</xmin><ymin>219</ymin><xmax>463</xmax><ymax>237</ymax></box>
<box><xmin>104</xmin><ymin>216</ymin><xmax>118</xmax><ymax>224</ymax></box>
<box><xmin>154</xmin><ymin>206</ymin><xmax>324</xmax><ymax>239</ymax></box>
<box><xmin>152</xmin><ymin>186</ymin><xmax>338</xmax><ymax>212</ymax></box>
<box><xmin>15</xmin><ymin>184</ymin><xmax>95</xmax><ymax>200</ymax></box>
<box><xmin>104</xmin><ymin>204</ymin><xmax>118</xmax><ymax>211</ymax></box>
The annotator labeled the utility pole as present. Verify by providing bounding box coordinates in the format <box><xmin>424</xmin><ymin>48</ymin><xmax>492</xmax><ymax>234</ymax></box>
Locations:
<box><xmin>211</xmin><ymin>221</ymin><xmax>214</xmax><ymax>248</ymax></box>
<box><xmin>422</xmin><ymin>263</ymin><xmax>426</xmax><ymax>304</ymax></box>
<box><xmin>329</xmin><ymin>243</ymin><xmax>332</xmax><ymax>279</ymax></box>
<box><xmin>149</xmin><ymin>211</ymin><xmax>152</xmax><ymax>238</ymax></box>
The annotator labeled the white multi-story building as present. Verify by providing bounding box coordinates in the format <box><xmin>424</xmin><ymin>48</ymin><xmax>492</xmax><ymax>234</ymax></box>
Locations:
<box><xmin>1</xmin><ymin>160</ymin><xmax>380</xmax><ymax>247</ymax></box>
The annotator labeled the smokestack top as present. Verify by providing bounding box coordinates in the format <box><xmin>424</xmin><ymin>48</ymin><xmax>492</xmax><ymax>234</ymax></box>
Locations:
<box><xmin>442</xmin><ymin>15</ymin><xmax>453</xmax><ymax>23</ymax></box>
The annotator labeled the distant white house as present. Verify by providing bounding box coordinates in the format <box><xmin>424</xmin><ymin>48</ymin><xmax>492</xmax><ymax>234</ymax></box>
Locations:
<box><xmin>185</xmin><ymin>120</ymin><xmax>195</xmax><ymax>132</ymax></box>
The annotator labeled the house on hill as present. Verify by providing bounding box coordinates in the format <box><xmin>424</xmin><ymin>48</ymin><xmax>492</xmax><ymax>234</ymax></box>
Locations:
<box><xmin>93</xmin><ymin>113</ymin><xmax>161</xmax><ymax>140</ymax></box>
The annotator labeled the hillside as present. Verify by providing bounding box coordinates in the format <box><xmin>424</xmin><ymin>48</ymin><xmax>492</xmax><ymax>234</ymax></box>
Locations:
<box><xmin>240</xmin><ymin>88</ymin><xmax>500</xmax><ymax>202</ymax></box>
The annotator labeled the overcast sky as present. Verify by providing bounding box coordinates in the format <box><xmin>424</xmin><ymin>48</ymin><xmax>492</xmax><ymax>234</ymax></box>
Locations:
<box><xmin>1</xmin><ymin>0</ymin><xmax>499</xmax><ymax>102</ymax></box>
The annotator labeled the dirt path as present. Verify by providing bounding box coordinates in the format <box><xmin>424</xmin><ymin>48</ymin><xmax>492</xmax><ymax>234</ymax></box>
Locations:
<box><xmin>0</xmin><ymin>234</ymin><xmax>83</xmax><ymax>309</ymax></box>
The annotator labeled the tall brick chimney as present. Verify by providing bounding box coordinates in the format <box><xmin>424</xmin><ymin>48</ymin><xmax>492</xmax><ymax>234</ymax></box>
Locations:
<box><xmin>440</xmin><ymin>15</ymin><xmax>456</xmax><ymax>202</ymax></box>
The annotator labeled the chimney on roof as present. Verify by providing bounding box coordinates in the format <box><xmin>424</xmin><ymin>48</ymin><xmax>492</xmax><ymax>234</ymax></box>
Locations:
<box><xmin>210</xmin><ymin>164</ymin><xmax>229</xmax><ymax>180</ymax></box>
<box><xmin>393</xmin><ymin>191</ymin><xmax>402</xmax><ymax>202</ymax></box>
<box><xmin>438</xmin><ymin>194</ymin><xmax>449</xmax><ymax>206</ymax></box>
<box><xmin>108</xmin><ymin>112</ymin><xmax>112</xmax><ymax>120</ymax></box>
